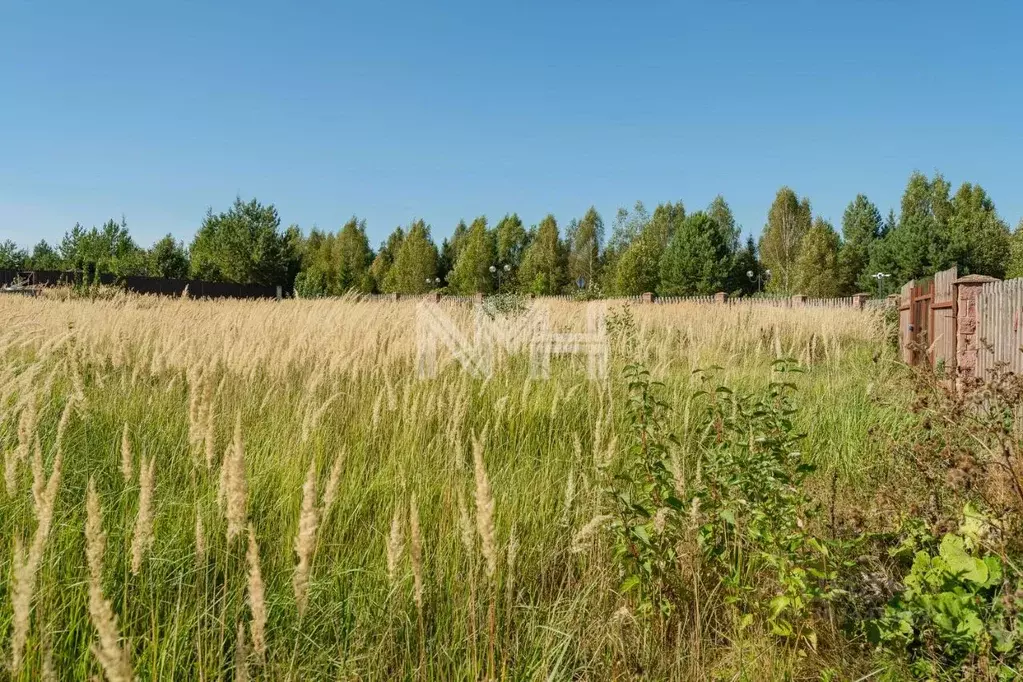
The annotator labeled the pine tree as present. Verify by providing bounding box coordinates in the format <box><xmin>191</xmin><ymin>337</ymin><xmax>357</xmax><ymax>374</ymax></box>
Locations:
<box><xmin>657</xmin><ymin>212</ymin><xmax>731</xmax><ymax>295</ymax></box>
<box><xmin>189</xmin><ymin>199</ymin><xmax>296</xmax><ymax>285</ymax></box>
<box><xmin>449</xmin><ymin>217</ymin><xmax>496</xmax><ymax>294</ymax></box>
<box><xmin>518</xmin><ymin>214</ymin><xmax>566</xmax><ymax>294</ymax></box>
<box><xmin>793</xmin><ymin>218</ymin><xmax>841</xmax><ymax>297</ymax></box>
<box><xmin>759</xmin><ymin>187</ymin><xmax>812</xmax><ymax>294</ymax></box>
<box><xmin>837</xmin><ymin>194</ymin><xmax>883</xmax><ymax>293</ymax></box>
<box><xmin>879</xmin><ymin>171</ymin><xmax>955</xmax><ymax>282</ymax></box>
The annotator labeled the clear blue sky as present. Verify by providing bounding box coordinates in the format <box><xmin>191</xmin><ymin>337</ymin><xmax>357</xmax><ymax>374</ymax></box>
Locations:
<box><xmin>2</xmin><ymin>1</ymin><xmax>1021</xmax><ymax>251</ymax></box>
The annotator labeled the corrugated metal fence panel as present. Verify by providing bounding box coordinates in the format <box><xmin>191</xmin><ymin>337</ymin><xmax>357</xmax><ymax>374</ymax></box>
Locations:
<box><xmin>977</xmin><ymin>279</ymin><xmax>1023</xmax><ymax>379</ymax></box>
<box><xmin>932</xmin><ymin>267</ymin><xmax>957</xmax><ymax>369</ymax></box>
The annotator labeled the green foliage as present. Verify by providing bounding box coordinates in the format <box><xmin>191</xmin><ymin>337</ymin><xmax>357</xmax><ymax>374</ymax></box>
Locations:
<box><xmin>369</xmin><ymin>227</ymin><xmax>405</xmax><ymax>293</ymax></box>
<box><xmin>838</xmin><ymin>194</ymin><xmax>883</xmax><ymax>294</ymax></box>
<box><xmin>518</xmin><ymin>214</ymin><xmax>566</xmax><ymax>294</ymax></box>
<box><xmin>28</xmin><ymin>240</ymin><xmax>62</xmax><ymax>270</ymax></box>
<box><xmin>59</xmin><ymin>218</ymin><xmax>147</xmax><ymax>277</ymax></box>
<box><xmin>1008</xmin><ymin>220</ymin><xmax>1023</xmax><ymax>280</ymax></box>
<box><xmin>449</xmin><ymin>216</ymin><xmax>496</xmax><ymax>294</ymax></box>
<box><xmin>947</xmin><ymin>182</ymin><xmax>1011</xmax><ymax>278</ymax></box>
<box><xmin>294</xmin><ymin>218</ymin><xmax>375</xmax><ymax>297</ymax></box>
<box><xmin>189</xmin><ymin>197</ymin><xmax>298</xmax><ymax>286</ymax></box>
<box><xmin>793</xmin><ymin>218</ymin><xmax>841</xmax><ymax>297</ymax></box>
<box><xmin>657</xmin><ymin>212</ymin><xmax>732</xmax><ymax>295</ymax></box>
<box><xmin>0</xmin><ymin>239</ymin><xmax>28</xmax><ymax>269</ymax></box>
<box><xmin>567</xmin><ymin>207</ymin><xmax>603</xmax><ymax>290</ymax></box>
<box><xmin>870</xmin><ymin>506</ymin><xmax>1022</xmax><ymax>679</ymax></box>
<box><xmin>384</xmin><ymin>219</ymin><xmax>439</xmax><ymax>294</ymax></box>
<box><xmin>760</xmin><ymin>187</ymin><xmax>812</xmax><ymax>294</ymax></box>
<box><xmin>606</xmin><ymin>356</ymin><xmax>846</xmax><ymax>652</ymax></box>
<box><xmin>147</xmin><ymin>234</ymin><xmax>190</xmax><ymax>279</ymax></box>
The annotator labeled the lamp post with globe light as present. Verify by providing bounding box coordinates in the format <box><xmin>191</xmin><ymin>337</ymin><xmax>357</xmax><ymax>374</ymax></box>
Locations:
<box><xmin>489</xmin><ymin>263</ymin><xmax>512</xmax><ymax>292</ymax></box>
<box><xmin>747</xmin><ymin>268</ymin><xmax>770</xmax><ymax>294</ymax></box>
<box><xmin>873</xmin><ymin>272</ymin><xmax>891</xmax><ymax>298</ymax></box>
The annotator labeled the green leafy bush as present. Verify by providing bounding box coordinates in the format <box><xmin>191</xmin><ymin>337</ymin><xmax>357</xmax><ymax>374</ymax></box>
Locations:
<box><xmin>870</xmin><ymin>506</ymin><xmax>1023</xmax><ymax>679</ymax></box>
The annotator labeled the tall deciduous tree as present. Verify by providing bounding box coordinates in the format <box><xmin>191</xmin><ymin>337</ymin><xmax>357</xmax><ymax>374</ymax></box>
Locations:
<box><xmin>838</xmin><ymin>194</ymin><xmax>883</xmax><ymax>294</ymax></box>
<box><xmin>518</xmin><ymin>214</ymin><xmax>566</xmax><ymax>294</ymax></box>
<box><xmin>793</xmin><ymin>218</ymin><xmax>841</xmax><ymax>297</ymax></box>
<box><xmin>369</xmin><ymin>227</ymin><xmax>405</xmax><ymax>293</ymax></box>
<box><xmin>494</xmin><ymin>213</ymin><xmax>529</xmax><ymax>289</ymax></box>
<box><xmin>567</xmin><ymin>207</ymin><xmax>603</xmax><ymax>290</ymax></box>
<box><xmin>947</xmin><ymin>182</ymin><xmax>1011</xmax><ymax>277</ymax></box>
<box><xmin>1007</xmin><ymin>220</ymin><xmax>1023</xmax><ymax>280</ymax></box>
<box><xmin>189</xmin><ymin>198</ymin><xmax>297</xmax><ymax>286</ymax></box>
<box><xmin>384</xmin><ymin>219</ymin><xmax>439</xmax><ymax>293</ymax></box>
<box><xmin>148</xmin><ymin>234</ymin><xmax>189</xmax><ymax>279</ymax></box>
<box><xmin>759</xmin><ymin>187</ymin><xmax>812</xmax><ymax>294</ymax></box>
<box><xmin>0</xmin><ymin>240</ymin><xmax>27</xmax><ymax>270</ymax></box>
<box><xmin>449</xmin><ymin>217</ymin><xmax>496</xmax><ymax>294</ymax></box>
<box><xmin>876</xmin><ymin>171</ymin><xmax>954</xmax><ymax>283</ymax></box>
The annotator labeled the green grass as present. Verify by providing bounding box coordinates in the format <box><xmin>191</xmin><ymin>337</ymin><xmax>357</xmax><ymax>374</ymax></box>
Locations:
<box><xmin>0</xmin><ymin>299</ymin><xmax>917</xmax><ymax>680</ymax></box>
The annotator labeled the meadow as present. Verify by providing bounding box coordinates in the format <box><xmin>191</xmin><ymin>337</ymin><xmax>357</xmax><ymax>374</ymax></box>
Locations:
<box><xmin>1</xmin><ymin>292</ymin><xmax>1011</xmax><ymax>680</ymax></box>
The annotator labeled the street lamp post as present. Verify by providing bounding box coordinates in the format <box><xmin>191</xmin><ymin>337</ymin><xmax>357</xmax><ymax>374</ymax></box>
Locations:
<box><xmin>747</xmin><ymin>268</ymin><xmax>770</xmax><ymax>293</ymax></box>
<box><xmin>873</xmin><ymin>272</ymin><xmax>891</xmax><ymax>298</ymax></box>
<box><xmin>489</xmin><ymin>263</ymin><xmax>512</xmax><ymax>292</ymax></box>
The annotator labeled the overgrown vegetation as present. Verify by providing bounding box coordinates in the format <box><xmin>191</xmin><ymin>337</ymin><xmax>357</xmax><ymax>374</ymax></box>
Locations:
<box><xmin>1</xmin><ymin>294</ymin><xmax>1021</xmax><ymax>679</ymax></box>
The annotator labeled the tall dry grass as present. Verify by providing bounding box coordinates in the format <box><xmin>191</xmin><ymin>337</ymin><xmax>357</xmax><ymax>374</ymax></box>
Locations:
<box><xmin>0</xmin><ymin>293</ymin><xmax>902</xmax><ymax>679</ymax></box>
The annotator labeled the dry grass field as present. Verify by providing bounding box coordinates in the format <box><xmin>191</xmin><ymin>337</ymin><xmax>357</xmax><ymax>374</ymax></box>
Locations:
<box><xmin>0</xmin><ymin>293</ymin><xmax>949</xmax><ymax>680</ymax></box>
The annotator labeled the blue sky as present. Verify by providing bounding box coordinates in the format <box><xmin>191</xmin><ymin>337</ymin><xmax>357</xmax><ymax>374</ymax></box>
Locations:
<box><xmin>2</xmin><ymin>1</ymin><xmax>1021</xmax><ymax>251</ymax></box>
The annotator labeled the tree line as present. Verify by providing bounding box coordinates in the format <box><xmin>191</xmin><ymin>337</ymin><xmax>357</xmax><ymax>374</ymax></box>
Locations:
<box><xmin>3</xmin><ymin>171</ymin><xmax>1022</xmax><ymax>297</ymax></box>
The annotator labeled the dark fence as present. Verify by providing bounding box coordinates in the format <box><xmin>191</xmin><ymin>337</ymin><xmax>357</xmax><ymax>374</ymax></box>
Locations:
<box><xmin>0</xmin><ymin>270</ymin><xmax>280</xmax><ymax>300</ymax></box>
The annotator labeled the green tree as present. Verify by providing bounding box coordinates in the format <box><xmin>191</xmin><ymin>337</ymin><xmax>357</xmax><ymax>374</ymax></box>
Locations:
<box><xmin>601</xmin><ymin>202</ymin><xmax>650</xmax><ymax>293</ymax></box>
<box><xmin>759</xmin><ymin>187</ymin><xmax>812</xmax><ymax>294</ymax></box>
<box><xmin>59</xmin><ymin>218</ymin><xmax>148</xmax><ymax>277</ymax></box>
<box><xmin>189</xmin><ymin>198</ymin><xmax>297</xmax><ymax>286</ymax></box>
<box><xmin>878</xmin><ymin>171</ymin><xmax>955</xmax><ymax>282</ymax></box>
<box><xmin>733</xmin><ymin>236</ymin><xmax>764</xmax><ymax>296</ymax></box>
<box><xmin>369</xmin><ymin>227</ymin><xmax>405</xmax><ymax>293</ymax></box>
<box><xmin>1007</xmin><ymin>220</ymin><xmax>1023</xmax><ymax>279</ymax></box>
<box><xmin>0</xmin><ymin>240</ymin><xmax>28</xmax><ymax>270</ymax></box>
<box><xmin>947</xmin><ymin>182</ymin><xmax>1011</xmax><ymax>277</ymax></box>
<box><xmin>449</xmin><ymin>216</ymin><xmax>496</xmax><ymax>294</ymax></box>
<box><xmin>27</xmin><ymin>241</ymin><xmax>62</xmax><ymax>270</ymax></box>
<box><xmin>658</xmin><ymin>212</ymin><xmax>732</xmax><ymax>295</ymax></box>
<box><xmin>610</xmin><ymin>202</ymin><xmax>679</xmax><ymax>295</ymax></box>
<box><xmin>334</xmin><ymin>218</ymin><xmax>374</xmax><ymax>291</ymax></box>
<box><xmin>567</xmin><ymin>207</ymin><xmax>603</xmax><ymax>290</ymax></box>
<box><xmin>793</xmin><ymin>218</ymin><xmax>841</xmax><ymax>297</ymax></box>
<box><xmin>148</xmin><ymin>234</ymin><xmax>189</xmax><ymax>279</ymax></box>
<box><xmin>838</xmin><ymin>194</ymin><xmax>883</xmax><ymax>293</ymax></box>
<box><xmin>518</xmin><ymin>214</ymin><xmax>567</xmax><ymax>294</ymax></box>
<box><xmin>384</xmin><ymin>219</ymin><xmax>439</xmax><ymax>293</ymax></box>
<box><xmin>704</xmin><ymin>196</ymin><xmax>747</xmax><ymax>292</ymax></box>
<box><xmin>438</xmin><ymin>220</ymin><xmax>469</xmax><ymax>281</ymax></box>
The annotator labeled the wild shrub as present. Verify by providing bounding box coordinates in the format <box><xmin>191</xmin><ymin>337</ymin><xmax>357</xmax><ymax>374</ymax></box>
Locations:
<box><xmin>605</xmin><ymin>359</ymin><xmax>848</xmax><ymax>651</ymax></box>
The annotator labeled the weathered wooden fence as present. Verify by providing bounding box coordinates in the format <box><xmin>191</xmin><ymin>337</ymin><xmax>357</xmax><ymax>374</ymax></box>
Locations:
<box><xmin>896</xmin><ymin>266</ymin><xmax>1023</xmax><ymax>381</ymax></box>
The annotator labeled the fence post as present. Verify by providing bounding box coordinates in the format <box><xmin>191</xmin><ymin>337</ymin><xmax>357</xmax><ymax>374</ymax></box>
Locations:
<box><xmin>714</xmin><ymin>292</ymin><xmax>728</xmax><ymax>305</ymax></box>
<box><xmin>472</xmin><ymin>293</ymin><xmax>484</xmax><ymax>305</ymax></box>
<box><xmin>953</xmin><ymin>274</ymin><xmax>997</xmax><ymax>385</ymax></box>
<box><xmin>276</xmin><ymin>285</ymin><xmax>282</xmax><ymax>300</ymax></box>
<box><xmin>791</xmin><ymin>294</ymin><xmax>806</xmax><ymax>307</ymax></box>
<box><xmin>851</xmin><ymin>293</ymin><xmax>868</xmax><ymax>310</ymax></box>
<box><xmin>391</xmin><ymin>293</ymin><xmax>401</xmax><ymax>302</ymax></box>
<box><xmin>641</xmin><ymin>292</ymin><xmax>654</xmax><ymax>304</ymax></box>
